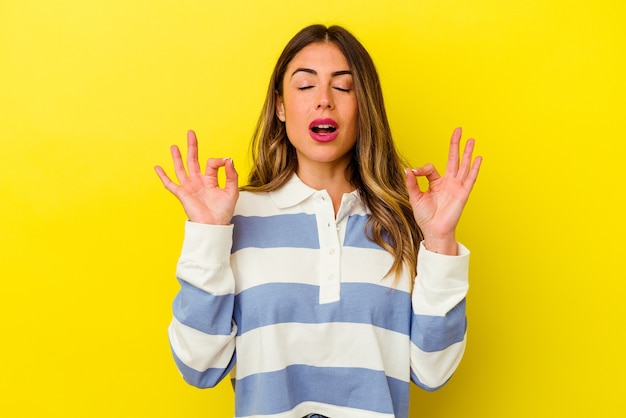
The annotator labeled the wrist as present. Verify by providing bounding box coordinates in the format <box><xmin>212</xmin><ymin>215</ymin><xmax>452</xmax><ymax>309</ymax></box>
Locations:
<box><xmin>186</xmin><ymin>210</ymin><xmax>232</xmax><ymax>226</ymax></box>
<box><xmin>421</xmin><ymin>233</ymin><xmax>457</xmax><ymax>255</ymax></box>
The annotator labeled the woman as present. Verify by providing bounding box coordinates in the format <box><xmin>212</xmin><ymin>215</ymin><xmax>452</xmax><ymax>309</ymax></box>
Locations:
<box><xmin>155</xmin><ymin>24</ymin><xmax>481</xmax><ymax>418</ymax></box>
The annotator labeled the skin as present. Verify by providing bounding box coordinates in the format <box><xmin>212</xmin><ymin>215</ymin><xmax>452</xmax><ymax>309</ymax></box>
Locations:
<box><xmin>275</xmin><ymin>41</ymin><xmax>358</xmax><ymax>209</ymax></box>
<box><xmin>407</xmin><ymin>127</ymin><xmax>482</xmax><ymax>255</ymax></box>
<box><xmin>154</xmin><ymin>131</ymin><xmax>239</xmax><ymax>226</ymax></box>
<box><xmin>154</xmin><ymin>45</ymin><xmax>482</xmax><ymax>256</ymax></box>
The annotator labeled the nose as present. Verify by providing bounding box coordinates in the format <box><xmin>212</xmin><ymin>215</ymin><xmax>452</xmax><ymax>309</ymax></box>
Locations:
<box><xmin>316</xmin><ymin>87</ymin><xmax>334</xmax><ymax>109</ymax></box>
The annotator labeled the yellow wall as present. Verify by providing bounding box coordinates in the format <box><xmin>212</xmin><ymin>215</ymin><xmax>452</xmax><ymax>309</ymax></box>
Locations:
<box><xmin>1</xmin><ymin>0</ymin><xmax>624</xmax><ymax>416</ymax></box>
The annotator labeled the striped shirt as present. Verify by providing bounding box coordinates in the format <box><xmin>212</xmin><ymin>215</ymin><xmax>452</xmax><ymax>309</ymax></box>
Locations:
<box><xmin>169</xmin><ymin>175</ymin><xmax>470</xmax><ymax>418</ymax></box>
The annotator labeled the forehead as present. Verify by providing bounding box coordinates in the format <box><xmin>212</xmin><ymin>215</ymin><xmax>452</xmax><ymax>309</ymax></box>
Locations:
<box><xmin>286</xmin><ymin>42</ymin><xmax>350</xmax><ymax>74</ymax></box>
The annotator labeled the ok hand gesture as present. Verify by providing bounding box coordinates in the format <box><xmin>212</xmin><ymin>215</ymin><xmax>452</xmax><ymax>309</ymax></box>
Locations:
<box><xmin>406</xmin><ymin>128</ymin><xmax>482</xmax><ymax>255</ymax></box>
<box><xmin>154</xmin><ymin>130</ymin><xmax>239</xmax><ymax>225</ymax></box>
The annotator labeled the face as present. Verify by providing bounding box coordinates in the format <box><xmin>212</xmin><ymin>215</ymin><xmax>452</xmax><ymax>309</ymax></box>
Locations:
<box><xmin>276</xmin><ymin>42</ymin><xmax>358</xmax><ymax>174</ymax></box>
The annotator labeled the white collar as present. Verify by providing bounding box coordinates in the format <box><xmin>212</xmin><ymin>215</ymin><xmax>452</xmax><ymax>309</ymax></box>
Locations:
<box><xmin>269</xmin><ymin>174</ymin><xmax>363</xmax><ymax>211</ymax></box>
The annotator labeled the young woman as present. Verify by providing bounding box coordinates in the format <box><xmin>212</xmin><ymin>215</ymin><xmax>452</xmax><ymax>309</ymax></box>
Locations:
<box><xmin>155</xmin><ymin>24</ymin><xmax>482</xmax><ymax>418</ymax></box>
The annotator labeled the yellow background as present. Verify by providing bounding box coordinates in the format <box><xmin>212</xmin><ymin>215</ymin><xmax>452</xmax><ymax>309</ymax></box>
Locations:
<box><xmin>1</xmin><ymin>0</ymin><xmax>624</xmax><ymax>416</ymax></box>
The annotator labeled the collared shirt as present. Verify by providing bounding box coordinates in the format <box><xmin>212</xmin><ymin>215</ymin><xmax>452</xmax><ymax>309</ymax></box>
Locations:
<box><xmin>169</xmin><ymin>174</ymin><xmax>470</xmax><ymax>418</ymax></box>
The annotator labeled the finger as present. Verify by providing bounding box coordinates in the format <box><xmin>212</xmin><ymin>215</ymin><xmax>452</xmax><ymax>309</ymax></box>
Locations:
<box><xmin>154</xmin><ymin>165</ymin><xmax>179</xmax><ymax>194</ymax></box>
<box><xmin>204</xmin><ymin>158</ymin><xmax>229</xmax><ymax>187</ymax></box>
<box><xmin>170</xmin><ymin>144</ymin><xmax>188</xmax><ymax>184</ymax></box>
<box><xmin>412</xmin><ymin>163</ymin><xmax>441</xmax><ymax>185</ymax></box>
<box><xmin>405</xmin><ymin>167</ymin><xmax>422</xmax><ymax>200</ymax></box>
<box><xmin>186</xmin><ymin>130</ymin><xmax>202</xmax><ymax>176</ymax></box>
<box><xmin>464</xmin><ymin>156</ymin><xmax>483</xmax><ymax>192</ymax></box>
<box><xmin>223</xmin><ymin>158</ymin><xmax>240</xmax><ymax>197</ymax></box>
<box><xmin>445</xmin><ymin>127</ymin><xmax>463</xmax><ymax>177</ymax></box>
<box><xmin>457</xmin><ymin>138</ymin><xmax>476</xmax><ymax>180</ymax></box>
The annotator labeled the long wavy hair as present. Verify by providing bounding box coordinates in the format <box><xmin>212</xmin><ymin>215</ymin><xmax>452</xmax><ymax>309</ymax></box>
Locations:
<box><xmin>243</xmin><ymin>24</ymin><xmax>423</xmax><ymax>284</ymax></box>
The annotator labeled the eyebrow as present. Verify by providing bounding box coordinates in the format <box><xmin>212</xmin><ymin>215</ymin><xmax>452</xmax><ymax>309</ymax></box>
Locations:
<box><xmin>291</xmin><ymin>68</ymin><xmax>353</xmax><ymax>78</ymax></box>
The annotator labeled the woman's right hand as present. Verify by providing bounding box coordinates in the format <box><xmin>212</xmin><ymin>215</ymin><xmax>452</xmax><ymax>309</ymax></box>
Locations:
<box><xmin>154</xmin><ymin>130</ymin><xmax>239</xmax><ymax>225</ymax></box>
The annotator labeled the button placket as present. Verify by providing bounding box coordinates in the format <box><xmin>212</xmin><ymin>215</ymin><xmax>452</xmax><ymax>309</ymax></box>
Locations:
<box><xmin>315</xmin><ymin>192</ymin><xmax>341</xmax><ymax>304</ymax></box>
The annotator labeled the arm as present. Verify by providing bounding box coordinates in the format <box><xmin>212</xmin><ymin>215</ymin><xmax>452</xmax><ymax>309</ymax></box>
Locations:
<box><xmin>405</xmin><ymin>128</ymin><xmax>481</xmax><ymax>388</ymax></box>
<box><xmin>168</xmin><ymin>222</ymin><xmax>237</xmax><ymax>388</ymax></box>
<box><xmin>409</xmin><ymin>242</ymin><xmax>469</xmax><ymax>390</ymax></box>
<box><xmin>155</xmin><ymin>130</ymin><xmax>240</xmax><ymax>387</ymax></box>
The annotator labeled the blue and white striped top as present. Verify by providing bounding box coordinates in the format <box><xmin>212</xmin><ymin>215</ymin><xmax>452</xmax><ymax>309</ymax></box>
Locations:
<box><xmin>169</xmin><ymin>174</ymin><xmax>470</xmax><ymax>418</ymax></box>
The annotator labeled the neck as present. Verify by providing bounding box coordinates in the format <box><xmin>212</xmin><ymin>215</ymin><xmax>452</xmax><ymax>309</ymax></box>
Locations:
<box><xmin>296</xmin><ymin>163</ymin><xmax>354</xmax><ymax>215</ymax></box>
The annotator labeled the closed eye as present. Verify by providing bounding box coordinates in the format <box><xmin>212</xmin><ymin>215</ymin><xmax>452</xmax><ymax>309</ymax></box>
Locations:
<box><xmin>298</xmin><ymin>86</ymin><xmax>314</xmax><ymax>91</ymax></box>
<box><xmin>334</xmin><ymin>87</ymin><xmax>351</xmax><ymax>92</ymax></box>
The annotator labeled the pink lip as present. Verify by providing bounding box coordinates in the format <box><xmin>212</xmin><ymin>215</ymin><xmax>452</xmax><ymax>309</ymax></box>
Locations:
<box><xmin>309</xmin><ymin>118</ymin><xmax>339</xmax><ymax>143</ymax></box>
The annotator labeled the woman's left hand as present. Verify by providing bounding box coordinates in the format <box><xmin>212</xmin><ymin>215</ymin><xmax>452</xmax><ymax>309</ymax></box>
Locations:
<box><xmin>405</xmin><ymin>127</ymin><xmax>482</xmax><ymax>255</ymax></box>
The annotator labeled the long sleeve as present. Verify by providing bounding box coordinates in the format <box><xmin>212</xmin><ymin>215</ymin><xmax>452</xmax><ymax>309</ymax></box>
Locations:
<box><xmin>168</xmin><ymin>221</ymin><xmax>238</xmax><ymax>388</ymax></box>
<box><xmin>410</xmin><ymin>241</ymin><xmax>470</xmax><ymax>390</ymax></box>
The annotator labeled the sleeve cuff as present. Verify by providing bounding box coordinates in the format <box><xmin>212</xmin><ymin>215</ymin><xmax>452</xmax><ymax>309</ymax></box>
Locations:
<box><xmin>412</xmin><ymin>241</ymin><xmax>470</xmax><ymax>316</ymax></box>
<box><xmin>179</xmin><ymin>221</ymin><xmax>234</xmax><ymax>266</ymax></box>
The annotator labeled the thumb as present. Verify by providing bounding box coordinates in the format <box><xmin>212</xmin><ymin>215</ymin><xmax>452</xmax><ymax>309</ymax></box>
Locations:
<box><xmin>405</xmin><ymin>168</ymin><xmax>422</xmax><ymax>201</ymax></box>
<box><xmin>223</xmin><ymin>158</ymin><xmax>240</xmax><ymax>197</ymax></box>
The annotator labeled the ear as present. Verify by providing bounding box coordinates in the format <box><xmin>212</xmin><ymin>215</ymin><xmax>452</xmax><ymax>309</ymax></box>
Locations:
<box><xmin>276</xmin><ymin>95</ymin><xmax>286</xmax><ymax>122</ymax></box>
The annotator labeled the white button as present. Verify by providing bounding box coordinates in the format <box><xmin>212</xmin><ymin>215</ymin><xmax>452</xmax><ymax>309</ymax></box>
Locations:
<box><xmin>328</xmin><ymin>274</ymin><xmax>335</xmax><ymax>281</ymax></box>
<box><xmin>329</xmin><ymin>248</ymin><xmax>335</xmax><ymax>255</ymax></box>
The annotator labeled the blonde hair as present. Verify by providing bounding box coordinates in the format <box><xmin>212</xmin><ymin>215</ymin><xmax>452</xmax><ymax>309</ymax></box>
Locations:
<box><xmin>243</xmin><ymin>24</ymin><xmax>423</xmax><ymax>284</ymax></box>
